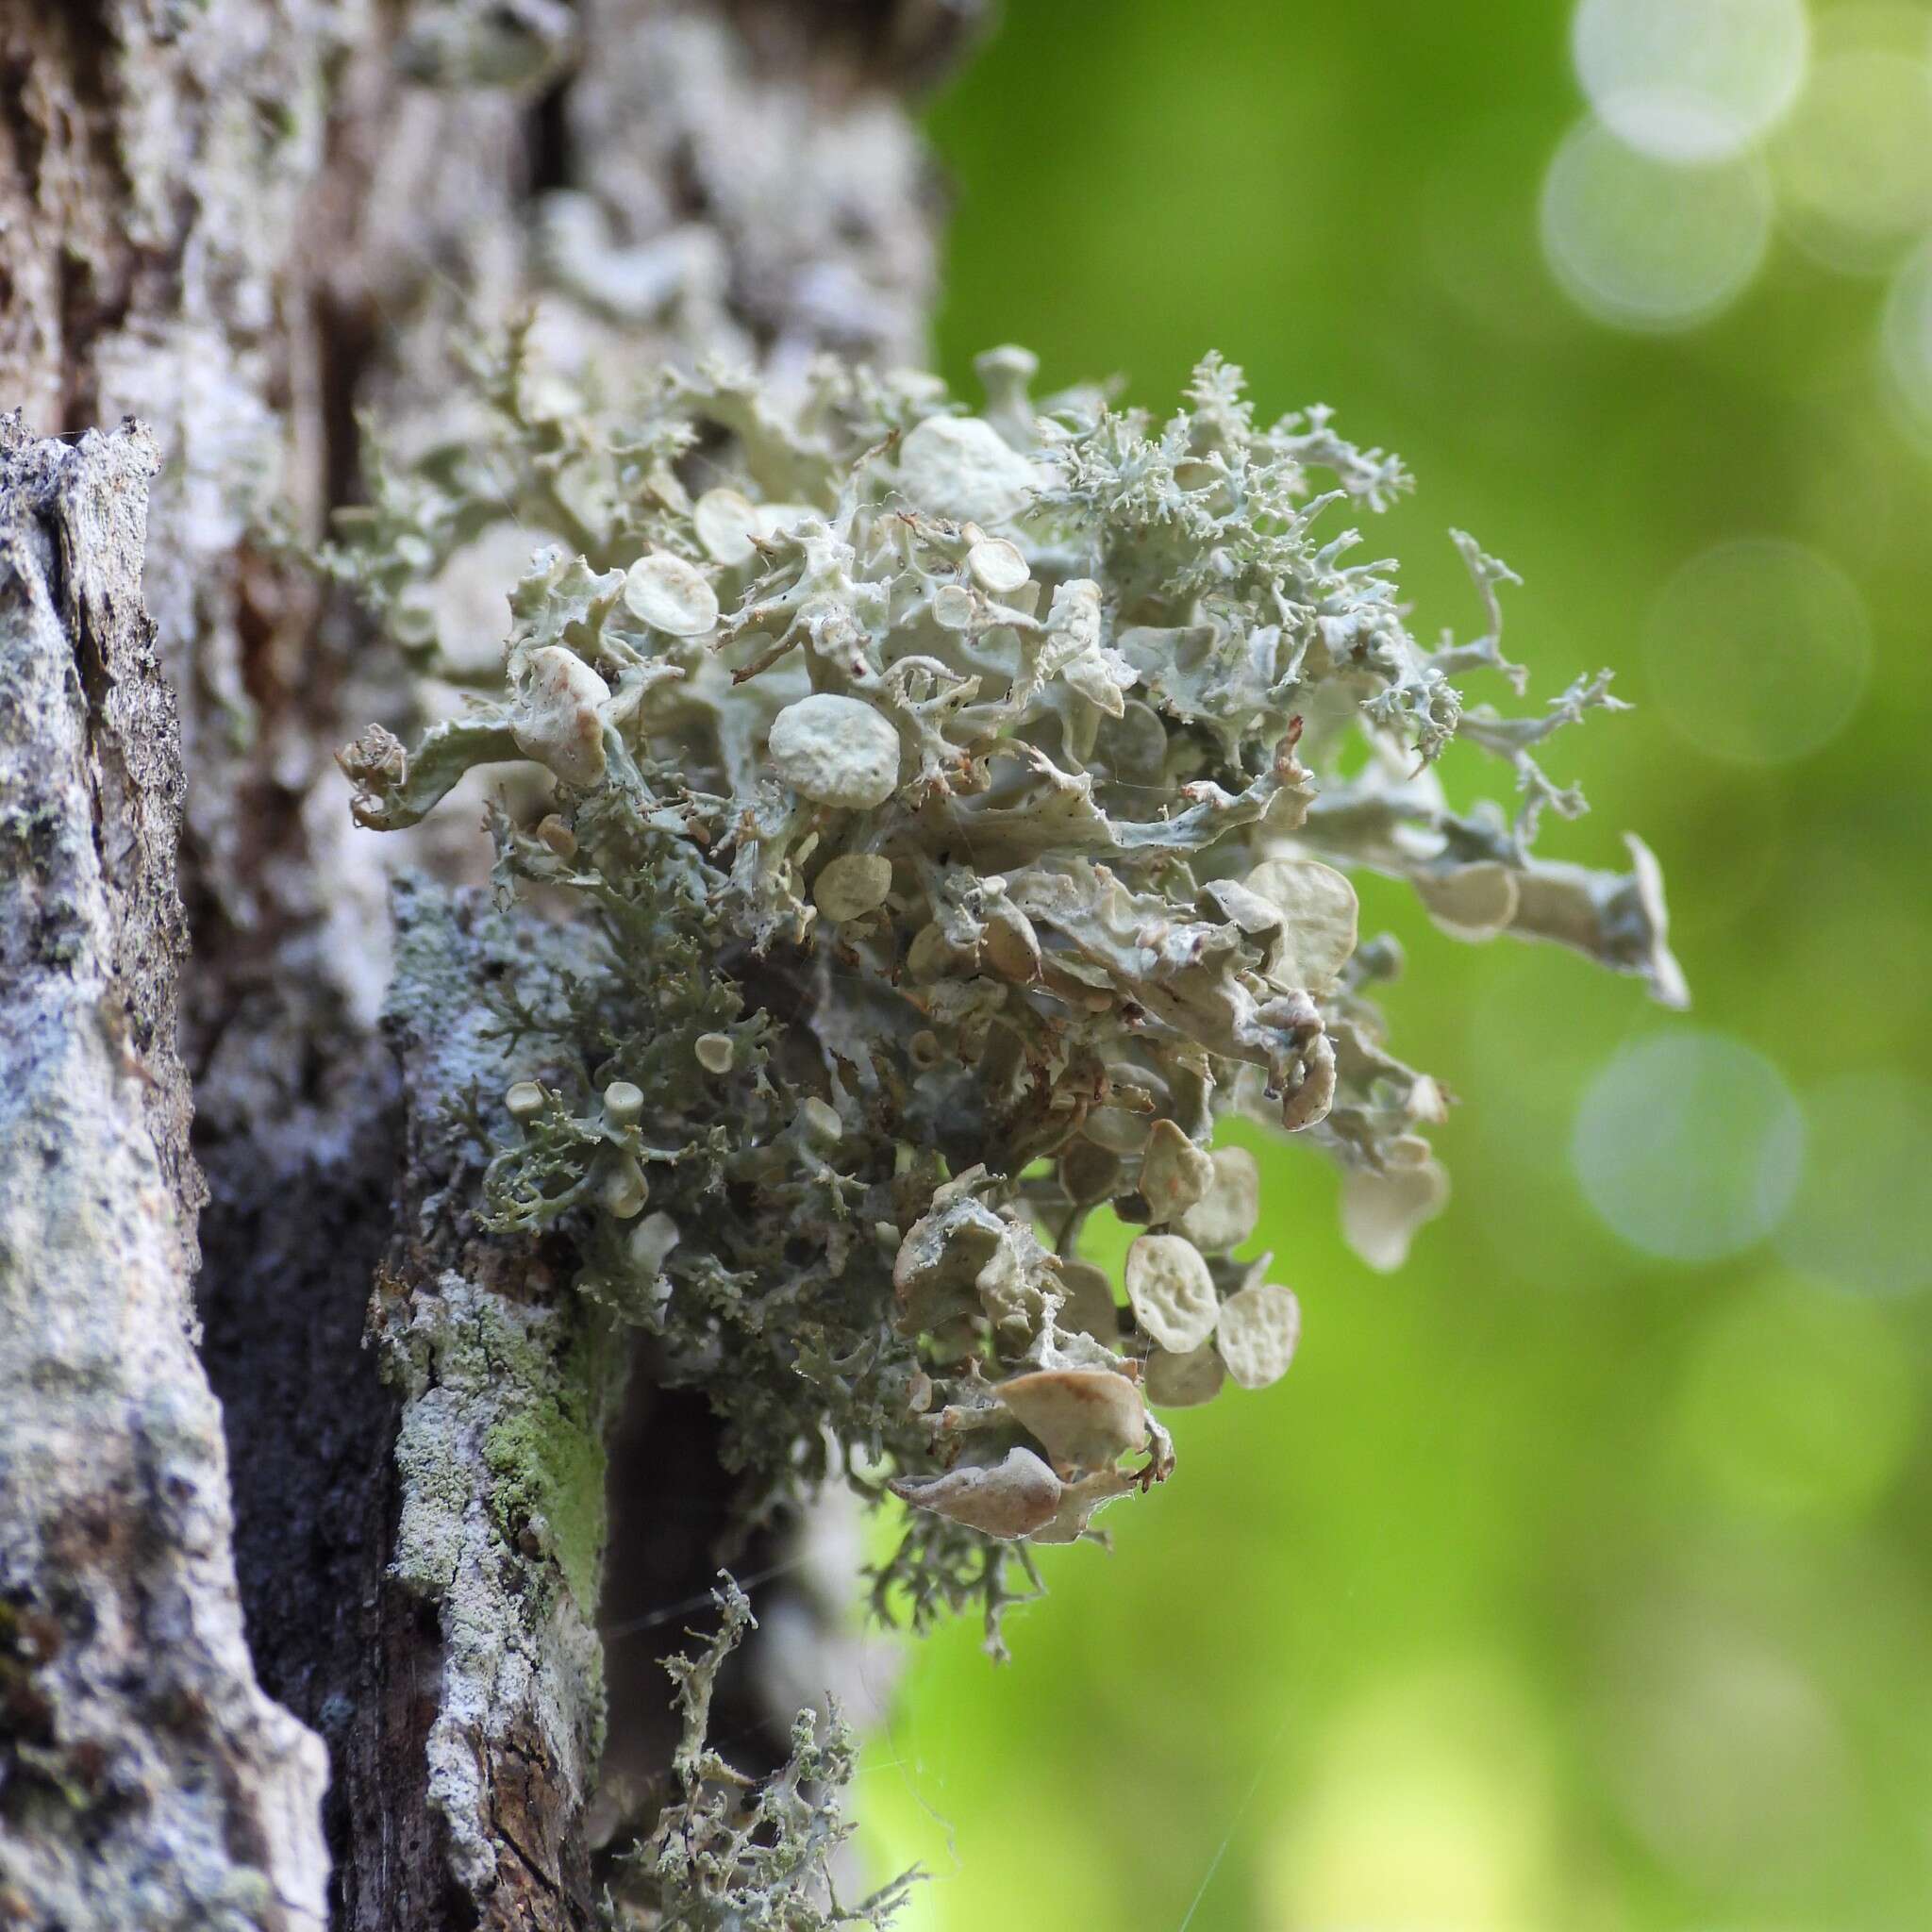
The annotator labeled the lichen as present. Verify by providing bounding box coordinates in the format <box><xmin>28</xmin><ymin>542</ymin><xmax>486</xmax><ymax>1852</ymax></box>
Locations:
<box><xmin>482</xmin><ymin>1314</ymin><xmax>613</xmax><ymax>1614</ymax></box>
<box><xmin>606</xmin><ymin>1576</ymin><xmax>916</xmax><ymax>1931</ymax></box>
<box><xmin>326</xmin><ymin>329</ymin><xmax>1681</xmax><ymax>1652</ymax></box>
<box><xmin>386</xmin><ymin>1267</ymin><xmax>615</xmax><ymax>1616</ymax></box>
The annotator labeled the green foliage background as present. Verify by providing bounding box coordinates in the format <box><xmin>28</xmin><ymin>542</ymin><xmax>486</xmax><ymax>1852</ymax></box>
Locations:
<box><xmin>858</xmin><ymin>4</ymin><xmax>1932</xmax><ymax>1927</ymax></box>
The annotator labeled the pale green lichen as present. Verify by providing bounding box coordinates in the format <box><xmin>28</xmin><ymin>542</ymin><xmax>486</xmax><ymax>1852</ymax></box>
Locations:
<box><xmin>328</xmin><ymin>330</ymin><xmax>1682</xmax><ymax>1651</ymax></box>
<box><xmin>606</xmin><ymin>1576</ymin><xmax>916</xmax><ymax>1931</ymax></box>
<box><xmin>482</xmin><ymin>1312</ymin><xmax>613</xmax><ymax>1614</ymax></box>
<box><xmin>384</xmin><ymin>1188</ymin><xmax>617</xmax><ymax>1627</ymax></box>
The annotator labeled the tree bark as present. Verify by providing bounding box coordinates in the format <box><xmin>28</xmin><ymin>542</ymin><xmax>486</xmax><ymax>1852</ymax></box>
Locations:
<box><xmin>0</xmin><ymin>2</ymin><xmax>974</xmax><ymax>1924</ymax></box>
<box><xmin>0</xmin><ymin>420</ymin><xmax>329</xmax><ymax>1929</ymax></box>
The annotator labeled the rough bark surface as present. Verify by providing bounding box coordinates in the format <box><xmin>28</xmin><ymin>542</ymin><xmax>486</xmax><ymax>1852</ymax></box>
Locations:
<box><xmin>353</xmin><ymin>879</ymin><xmax>624</xmax><ymax>1932</ymax></box>
<box><xmin>0</xmin><ymin>0</ymin><xmax>968</xmax><ymax>1924</ymax></box>
<box><xmin>0</xmin><ymin>422</ymin><xmax>328</xmax><ymax>1929</ymax></box>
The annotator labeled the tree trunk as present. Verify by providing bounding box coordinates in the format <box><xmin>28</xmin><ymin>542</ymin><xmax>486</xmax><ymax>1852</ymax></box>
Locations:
<box><xmin>0</xmin><ymin>3</ymin><xmax>974</xmax><ymax>1924</ymax></box>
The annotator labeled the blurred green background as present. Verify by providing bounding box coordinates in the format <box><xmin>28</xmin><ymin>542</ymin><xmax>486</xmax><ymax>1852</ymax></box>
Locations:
<box><xmin>857</xmin><ymin>3</ymin><xmax>1932</xmax><ymax>1928</ymax></box>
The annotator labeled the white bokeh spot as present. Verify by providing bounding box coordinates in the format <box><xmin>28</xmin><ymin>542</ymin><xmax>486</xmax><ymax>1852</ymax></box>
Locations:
<box><xmin>1573</xmin><ymin>1030</ymin><xmax>1804</xmax><ymax>1262</ymax></box>
<box><xmin>1880</xmin><ymin>237</ymin><xmax>1932</xmax><ymax>443</ymax></box>
<box><xmin>1573</xmin><ymin>0</ymin><xmax>1809</xmax><ymax>163</ymax></box>
<box><xmin>1773</xmin><ymin>49</ymin><xmax>1932</xmax><ymax>274</ymax></box>
<box><xmin>1541</xmin><ymin>118</ymin><xmax>1773</xmax><ymax>332</ymax></box>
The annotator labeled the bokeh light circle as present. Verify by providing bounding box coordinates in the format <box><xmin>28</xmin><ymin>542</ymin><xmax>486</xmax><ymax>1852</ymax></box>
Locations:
<box><xmin>1595</xmin><ymin>1613</ymin><xmax>1853</xmax><ymax>1889</ymax></box>
<box><xmin>1266</xmin><ymin>1665</ymin><xmax>1555</xmax><ymax>1932</ymax></box>
<box><xmin>1541</xmin><ymin>120</ymin><xmax>1773</xmax><ymax>332</ymax></box>
<box><xmin>1574</xmin><ymin>0</ymin><xmax>1810</xmax><ymax>163</ymax></box>
<box><xmin>1572</xmin><ymin>1031</ymin><xmax>1804</xmax><ymax>1262</ymax></box>
<box><xmin>1775</xmin><ymin>1074</ymin><xmax>1932</xmax><ymax>1296</ymax></box>
<box><xmin>1880</xmin><ymin>237</ymin><xmax>1932</xmax><ymax>441</ymax></box>
<box><xmin>1642</xmin><ymin>539</ymin><xmax>1871</xmax><ymax>764</ymax></box>
<box><xmin>1772</xmin><ymin>51</ymin><xmax>1932</xmax><ymax>274</ymax></box>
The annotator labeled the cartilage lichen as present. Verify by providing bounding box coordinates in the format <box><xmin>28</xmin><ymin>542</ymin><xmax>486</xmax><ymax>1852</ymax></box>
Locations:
<box><xmin>328</xmin><ymin>331</ymin><xmax>1682</xmax><ymax>1652</ymax></box>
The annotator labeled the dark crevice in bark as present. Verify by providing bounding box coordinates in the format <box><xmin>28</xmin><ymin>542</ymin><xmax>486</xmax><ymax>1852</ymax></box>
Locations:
<box><xmin>332</xmin><ymin>1555</ymin><xmax>464</xmax><ymax>1932</ymax></box>
<box><xmin>190</xmin><ymin>135</ymin><xmax>420</xmax><ymax>1890</ymax></box>
<box><xmin>55</xmin><ymin>245</ymin><xmax>125</xmax><ymax>436</ymax></box>
<box><xmin>595</xmin><ymin>1378</ymin><xmax>789</xmax><ymax>1836</ymax></box>
<box><xmin>0</xmin><ymin>49</ymin><xmax>44</xmax><ymax>186</ymax></box>
<box><xmin>314</xmin><ymin>284</ymin><xmax>381</xmax><ymax>523</ymax></box>
<box><xmin>727</xmin><ymin>0</ymin><xmax>986</xmax><ymax>92</ymax></box>
<box><xmin>195</xmin><ymin>1062</ymin><xmax>406</xmax><ymax>1837</ymax></box>
<box><xmin>527</xmin><ymin>72</ymin><xmax>575</xmax><ymax>196</ymax></box>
